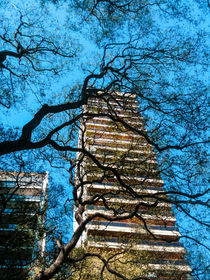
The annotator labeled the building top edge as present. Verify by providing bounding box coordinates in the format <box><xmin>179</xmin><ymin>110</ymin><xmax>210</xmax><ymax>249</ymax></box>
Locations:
<box><xmin>86</xmin><ymin>88</ymin><xmax>136</xmax><ymax>97</ymax></box>
<box><xmin>0</xmin><ymin>171</ymin><xmax>48</xmax><ymax>177</ymax></box>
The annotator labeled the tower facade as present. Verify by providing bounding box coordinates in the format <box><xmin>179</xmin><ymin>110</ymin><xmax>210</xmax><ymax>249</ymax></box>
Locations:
<box><xmin>74</xmin><ymin>91</ymin><xmax>192</xmax><ymax>279</ymax></box>
<box><xmin>0</xmin><ymin>171</ymin><xmax>48</xmax><ymax>279</ymax></box>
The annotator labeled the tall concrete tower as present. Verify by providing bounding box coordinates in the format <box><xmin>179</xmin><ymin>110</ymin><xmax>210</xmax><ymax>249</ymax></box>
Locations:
<box><xmin>74</xmin><ymin>91</ymin><xmax>192</xmax><ymax>279</ymax></box>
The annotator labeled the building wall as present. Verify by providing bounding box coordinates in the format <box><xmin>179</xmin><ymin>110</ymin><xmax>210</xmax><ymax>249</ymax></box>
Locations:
<box><xmin>0</xmin><ymin>171</ymin><xmax>48</xmax><ymax>279</ymax></box>
<box><xmin>73</xmin><ymin>92</ymin><xmax>192</xmax><ymax>279</ymax></box>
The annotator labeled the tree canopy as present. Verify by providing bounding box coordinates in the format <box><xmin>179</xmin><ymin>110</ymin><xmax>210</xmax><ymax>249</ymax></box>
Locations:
<box><xmin>0</xmin><ymin>0</ymin><xmax>209</xmax><ymax>279</ymax></box>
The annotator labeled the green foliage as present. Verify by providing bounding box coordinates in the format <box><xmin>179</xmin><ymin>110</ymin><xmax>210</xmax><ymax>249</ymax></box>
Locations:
<box><xmin>0</xmin><ymin>0</ymin><xmax>209</xmax><ymax>280</ymax></box>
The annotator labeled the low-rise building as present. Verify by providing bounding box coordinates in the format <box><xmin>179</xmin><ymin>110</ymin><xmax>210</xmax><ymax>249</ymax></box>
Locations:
<box><xmin>0</xmin><ymin>171</ymin><xmax>48</xmax><ymax>279</ymax></box>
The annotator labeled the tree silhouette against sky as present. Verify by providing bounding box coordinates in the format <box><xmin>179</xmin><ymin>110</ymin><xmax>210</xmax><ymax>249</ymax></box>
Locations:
<box><xmin>0</xmin><ymin>1</ymin><xmax>209</xmax><ymax>279</ymax></box>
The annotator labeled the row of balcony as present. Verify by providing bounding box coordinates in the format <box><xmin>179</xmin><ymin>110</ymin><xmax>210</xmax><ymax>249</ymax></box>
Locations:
<box><xmin>87</xmin><ymin>207</ymin><xmax>176</xmax><ymax>221</ymax></box>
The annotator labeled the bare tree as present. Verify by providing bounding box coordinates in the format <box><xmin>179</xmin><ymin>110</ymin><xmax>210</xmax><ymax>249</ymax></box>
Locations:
<box><xmin>0</xmin><ymin>1</ymin><xmax>209</xmax><ymax>279</ymax></box>
<box><xmin>0</xmin><ymin>3</ymin><xmax>75</xmax><ymax>108</ymax></box>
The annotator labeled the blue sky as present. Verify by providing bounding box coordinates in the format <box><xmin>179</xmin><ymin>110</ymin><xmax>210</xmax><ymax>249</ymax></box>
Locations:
<box><xmin>0</xmin><ymin>0</ymin><xmax>209</xmax><ymax>278</ymax></box>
